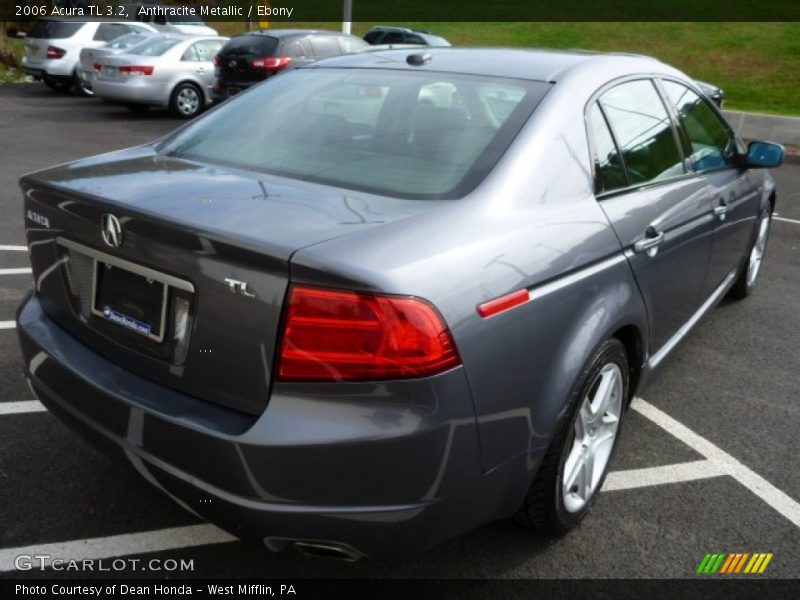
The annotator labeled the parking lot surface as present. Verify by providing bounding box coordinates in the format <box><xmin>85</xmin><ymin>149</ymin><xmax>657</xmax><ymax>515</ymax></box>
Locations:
<box><xmin>1</xmin><ymin>84</ymin><xmax>798</xmax><ymax>579</ymax></box>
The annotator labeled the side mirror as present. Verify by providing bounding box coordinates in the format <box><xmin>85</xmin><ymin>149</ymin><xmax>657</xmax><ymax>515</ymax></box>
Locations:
<box><xmin>745</xmin><ymin>141</ymin><xmax>784</xmax><ymax>168</ymax></box>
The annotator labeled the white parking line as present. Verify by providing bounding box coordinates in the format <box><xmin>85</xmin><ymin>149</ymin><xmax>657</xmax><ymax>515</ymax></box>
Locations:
<box><xmin>633</xmin><ymin>397</ymin><xmax>800</xmax><ymax>528</ymax></box>
<box><xmin>0</xmin><ymin>321</ymin><xmax>16</xmax><ymax>330</ymax></box>
<box><xmin>0</xmin><ymin>524</ymin><xmax>237</xmax><ymax>572</ymax></box>
<box><xmin>0</xmin><ymin>401</ymin><xmax>46</xmax><ymax>416</ymax></box>
<box><xmin>0</xmin><ymin>268</ymin><xmax>31</xmax><ymax>275</ymax></box>
<box><xmin>774</xmin><ymin>215</ymin><xmax>800</xmax><ymax>225</ymax></box>
<box><xmin>603</xmin><ymin>459</ymin><xmax>725</xmax><ymax>492</ymax></box>
<box><xmin>0</xmin><ymin>245</ymin><xmax>27</xmax><ymax>252</ymax></box>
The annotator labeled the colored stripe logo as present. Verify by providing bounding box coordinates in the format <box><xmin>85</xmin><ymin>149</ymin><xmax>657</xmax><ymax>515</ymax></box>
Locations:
<box><xmin>696</xmin><ymin>552</ymin><xmax>773</xmax><ymax>574</ymax></box>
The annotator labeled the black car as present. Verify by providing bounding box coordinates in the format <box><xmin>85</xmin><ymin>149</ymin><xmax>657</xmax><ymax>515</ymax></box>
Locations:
<box><xmin>212</xmin><ymin>29</ymin><xmax>369</xmax><ymax>103</ymax></box>
<box><xmin>363</xmin><ymin>26</ymin><xmax>450</xmax><ymax>47</ymax></box>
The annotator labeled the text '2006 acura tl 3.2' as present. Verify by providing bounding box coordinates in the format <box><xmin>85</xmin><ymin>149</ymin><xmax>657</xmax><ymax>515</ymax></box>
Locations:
<box><xmin>16</xmin><ymin>48</ymin><xmax>783</xmax><ymax>560</ymax></box>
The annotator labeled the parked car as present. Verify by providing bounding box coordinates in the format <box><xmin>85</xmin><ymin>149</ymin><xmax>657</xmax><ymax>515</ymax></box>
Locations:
<box><xmin>17</xmin><ymin>48</ymin><xmax>783</xmax><ymax>558</ymax></box>
<box><xmin>123</xmin><ymin>2</ymin><xmax>218</xmax><ymax>36</ymax></box>
<box><xmin>694</xmin><ymin>79</ymin><xmax>725</xmax><ymax>107</ymax></box>
<box><xmin>363</xmin><ymin>26</ymin><xmax>450</xmax><ymax>47</ymax></box>
<box><xmin>77</xmin><ymin>31</ymin><xmax>157</xmax><ymax>96</ymax></box>
<box><xmin>212</xmin><ymin>29</ymin><xmax>369</xmax><ymax>103</ymax></box>
<box><xmin>92</xmin><ymin>34</ymin><xmax>228</xmax><ymax>118</ymax></box>
<box><xmin>22</xmin><ymin>18</ymin><xmax>156</xmax><ymax>93</ymax></box>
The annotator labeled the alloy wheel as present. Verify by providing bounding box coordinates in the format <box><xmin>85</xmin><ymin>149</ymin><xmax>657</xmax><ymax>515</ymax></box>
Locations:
<box><xmin>562</xmin><ymin>363</ymin><xmax>623</xmax><ymax>513</ymax></box>
<box><xmin>746</xmin><ymin>214</ymin><xmax>770</xmax><ymax>288</ymax></box>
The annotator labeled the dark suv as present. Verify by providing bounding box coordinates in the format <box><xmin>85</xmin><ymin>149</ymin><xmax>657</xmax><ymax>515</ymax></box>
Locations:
<box><xmin>212</xmin><ymin>29</ymin><xmax>368</xmax><ymax>102</ymax></box>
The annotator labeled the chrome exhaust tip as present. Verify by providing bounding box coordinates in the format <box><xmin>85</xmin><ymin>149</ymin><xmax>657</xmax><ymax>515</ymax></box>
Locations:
<box><xmin>293</xmin><ymin>540</ymin><xmax>364</xmax><ymax>562</ymax></box>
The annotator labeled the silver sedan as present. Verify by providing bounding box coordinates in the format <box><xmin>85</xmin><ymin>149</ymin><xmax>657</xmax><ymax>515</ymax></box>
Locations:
<box><xmin>92</xmin><ymin>34</ymin><xmax>228</xmax><ymax>118</ymax></box>
<box><xmin>77</xmin><ymin>32</ymin><xmax>157</xmax><ymax>96</ymax></box>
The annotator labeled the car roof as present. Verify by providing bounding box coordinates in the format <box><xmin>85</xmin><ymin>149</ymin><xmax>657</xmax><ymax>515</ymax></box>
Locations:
<box><xmin>367</xmin><ymin>26</ymin><xmax>433</xmax><ymax>34</ymax></box>
<box><xmin>309</xmin><ymin>47</ymin><xmax>665</xmax><ymax>83</ymax></box>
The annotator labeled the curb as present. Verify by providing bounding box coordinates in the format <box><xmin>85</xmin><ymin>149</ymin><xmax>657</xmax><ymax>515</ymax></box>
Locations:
<box><xmin>724</xmin><ymin>110</ymin><xmax>800</xmax><ymax>147</ymax></box>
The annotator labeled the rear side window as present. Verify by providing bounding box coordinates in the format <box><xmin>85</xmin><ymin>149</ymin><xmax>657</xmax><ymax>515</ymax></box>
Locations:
<box><xmin>221</xmin><ymin>35</ymin><xmax>278</xmax><ymax>57</ymax></box>
<box><xmin>599</xmin><ymin>80</ymin><xmax>685</xmax><ymax>186</ymax></box>
<box><xmin>660</xmin><ymin>80</ymin><xmax>736</xmax><ymax>172</ymax></box>
<box><xmin>587</xmin><ymin>103</ymin><xmax>627</xmax><ymax>194</ymax></box>
<box><xmin>94</xmin><ymin>23</ymin><xmax>127</xmax><ymax>42</ymax></box>
<box><xmin>383</xmin><ymin>32</ymin><xmax>406</xmax><ymax>44</ymax></box>
<box><xmin>27</xmin><ymin>21</ymin><xmax>83</xmax><ymax>39</ymax></box>
<box><xmin>363</xmin><ymin>30</ymin><xmax>383</xmax><ymax>44</ymax></box>
<box><xmin>310</xmin><ymin>36</ymin><xmax>341</xmax><ymax>58</ymax></box>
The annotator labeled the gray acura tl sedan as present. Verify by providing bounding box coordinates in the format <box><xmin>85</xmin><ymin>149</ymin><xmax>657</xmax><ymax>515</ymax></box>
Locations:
<box><xmin>16</xmin><ymin>48</ymin><xmax>783</xmax><ymax>559</ymax></box>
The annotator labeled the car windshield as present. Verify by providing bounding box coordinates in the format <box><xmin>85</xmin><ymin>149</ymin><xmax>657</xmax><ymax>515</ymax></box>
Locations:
<box><xmin>128</xmin><ymin>37</ymin><xmax>182</xmax><ymax>56</ymax></box>
<box><xmin>161</xmin><ymin>69</ymin><xmax>549</xmax><ymax>199</ymax></box>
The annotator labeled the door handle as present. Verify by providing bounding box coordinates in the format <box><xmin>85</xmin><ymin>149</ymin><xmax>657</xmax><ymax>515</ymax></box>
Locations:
<box><xmin>713</xmin><ymin>198</ymin><xmax>730</xmax><ymax>220</ymax></box>
<box><xmin>196</xmin><ymin>68</ymin><xmax>207</xmax><ymax>73</ymax></box>
<box><xmin>633</xmin><ymin>226</ymin><xmax>665</xmax><ymax>256</ymax></box>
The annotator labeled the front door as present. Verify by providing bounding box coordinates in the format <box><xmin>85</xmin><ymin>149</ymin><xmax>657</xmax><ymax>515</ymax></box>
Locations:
<box><xmin>660</xmin><ymin>80</ymin><xmax>760</xmax><ymax>295</ymax></box>
<box><xmin>587</xmin><ymin>79</ymin><xmax>715</xmax><ymax>356</ymax></box>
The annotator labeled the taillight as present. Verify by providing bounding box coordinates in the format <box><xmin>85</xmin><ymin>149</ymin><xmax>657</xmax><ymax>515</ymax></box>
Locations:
<box><xmin>277</xmin><ymin>285</ymin><xmax>460</xmax><ymax>382</ymax></box>
<box><xmin>213</xmin><ymin>54</ymin><xmax>222</xmax><ymax>67</ymax></box>
<box><xmin>119</xmin><ymin>65</ymin><xmax>154</xmax><ymax>76</ymax></box>
<box><xmin>46</xmin><ymin>46</ymin><xmax>66</xmax><ymax>60</ymax></box>
<box><xmin>250</xmin><ymin>56</ymin><xmax>292</xmax><ymax>72</ymax></box>
<box><xmin>93</xmin><ymin>63</ymin><xmax>102</xmax><ymax>72</ymax></box>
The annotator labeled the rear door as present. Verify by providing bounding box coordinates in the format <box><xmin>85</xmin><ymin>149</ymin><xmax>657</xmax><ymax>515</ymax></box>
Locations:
<box><xmin>183</xmin><ymin>39</ymin><xmax>224</xmax><ymax>92</ymax></box>
<box><xmin>660</xmin><ymin>79</ymin><xmax>760</xmax><ymax>295</ymax></box>
<box><xmin>589</xmin><ymin>79</ymin><xmax>715</xmax><ymax>357</ymax></box>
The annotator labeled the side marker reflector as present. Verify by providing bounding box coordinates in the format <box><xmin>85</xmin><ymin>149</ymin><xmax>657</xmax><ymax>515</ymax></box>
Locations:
<box><xmin>477</xmin><ymin>289</ymin><xmax>530</xmax><ymax>318</ymax></box>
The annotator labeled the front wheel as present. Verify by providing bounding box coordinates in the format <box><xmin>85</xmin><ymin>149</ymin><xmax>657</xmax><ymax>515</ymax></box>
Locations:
<box><xmin>516</xmin><ymin>338</ymin><xmax>629</xmax><ymax>534</ymax></box>
<box><xmin>169</xmin><ymin>83</ymin><xmax>203</xmax><ymax>119</ymax></box>
<box><xmin>728</xmin><ymin>207</ymin><xmax>772</xmax><ymax>299</ymax></box>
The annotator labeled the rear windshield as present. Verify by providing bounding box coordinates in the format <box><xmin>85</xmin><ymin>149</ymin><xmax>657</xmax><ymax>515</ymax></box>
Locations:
<box><xmin>129</xmin><ymin>37</ymin><xmax>182</xmax><ymax>57</ymax></box>
<box><xmin>27</xmin><ymin>21</ymin><xmax>83</xmax><ymax>39</ymax></box>
<box><xmin>105</xmin><ymin>33</ymin><xmax>150</xmax><ymax>50</ymax></box>
<box><xmin>161</xmin><ymin>69</ymin><xmax>549</xmax><ymax>199</ymax></box>
<box><xmin>221</xmin><ymin>35</ymin><xmax>278</xmax><ymax>56</ymax></box>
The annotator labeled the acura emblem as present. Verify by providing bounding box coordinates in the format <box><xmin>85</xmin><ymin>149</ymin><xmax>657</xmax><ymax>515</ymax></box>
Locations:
<box><xmin>101</xmin><ymin>214</ymin><xmax>123</xmax><ymax>248</ymax></box>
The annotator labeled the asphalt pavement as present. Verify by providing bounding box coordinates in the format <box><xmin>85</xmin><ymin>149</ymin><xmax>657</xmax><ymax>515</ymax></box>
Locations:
<box><xmin>0</xmin><ymin>83</ymin><xmax>798</xmax><ymax>580</ymax></box>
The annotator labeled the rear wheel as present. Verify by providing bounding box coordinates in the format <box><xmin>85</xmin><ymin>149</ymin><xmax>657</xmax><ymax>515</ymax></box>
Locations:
<box><xmin>170</xmin><ymin>83</ymin><xmax>203</xmax><ymax>119</ymax></box>
<box><xmin>728</xmin><ymin>206</ymin><xmax>772</xmax><ymax>299</ymax></box>
<box><xmin>75</xmin><ymin>77</ymin><xmax>94</xmax><ymax>97</ymax></box>
<box><xmin>516</xmin><ymin>338</ymin><xmax>629</xmax><ymax>534</ymax></box>
<box><xmin>43</xmin><ymin>74</ymin><xmax>73</xmax><ymax>92</ymax></box>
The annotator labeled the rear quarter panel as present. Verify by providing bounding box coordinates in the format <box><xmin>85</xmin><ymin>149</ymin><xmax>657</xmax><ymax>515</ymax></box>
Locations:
<box><xmin>290</xmin><ymin>64</ymin><xmax>653</xmax><ymax>472</ymax></box>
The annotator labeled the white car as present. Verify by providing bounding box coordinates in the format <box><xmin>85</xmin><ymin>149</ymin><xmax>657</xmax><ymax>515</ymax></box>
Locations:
<box><xmin>23</xmin><ymin>18</ymin><xmax>157</xmax><ymax>93</ymax></box>
<box><xmin>92</xmin><ymin>34</ymin><xmax>228</xmax><ymax>118</ymax></box>
<box><xmin>124</xmin><ymin>3</ymin><xmax>218</xmax><ymax>36</ymax></box>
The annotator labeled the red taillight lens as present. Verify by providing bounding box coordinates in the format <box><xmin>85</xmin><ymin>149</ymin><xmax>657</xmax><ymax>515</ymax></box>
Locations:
<box><xmin>277</xmin><ymin>285</ymin><xmax>461</xmax><ymax>382</ymax></box>
<box><xmin>93</xmin><ymin>63</ymin><xmax>102</xmax><ymax>72</ymax></box>
<box><xmin>250</xmin><ymin>55</ymin><xmax>292</xmax><ymax>71</ymax></box>
<box><xmin>46</xmin><ymin>46</ymin><xmax>66</xmax><ymax>60</ymax></box>
<box><xmin>213</xmin><ymin>54</ymin><xmax>222</xmax><ymax>67</ymax></box>
<box><xmin>119</xmin><ymin>65</ymin><xmax>154</xmax><ymax>76</ymax></box>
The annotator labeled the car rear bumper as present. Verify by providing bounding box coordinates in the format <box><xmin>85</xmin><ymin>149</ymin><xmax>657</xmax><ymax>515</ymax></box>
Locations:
<box><xmin>16</xmin><ymin>293</ymin><xmax>532</xmax><ymax>556</ymax></box>
<box><xmin>92</xmin><ymin>79</ymin><xmax>167</xmax><ymax>107</ymax></box>
<box><xmin>23</xmin><ymin>56</ymin><xmax>76</xmax><ymax>78</ymax></box>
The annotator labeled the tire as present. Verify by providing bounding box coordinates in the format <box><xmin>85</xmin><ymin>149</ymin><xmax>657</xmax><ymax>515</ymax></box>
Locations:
<box><xmin>125</xmin><ymin>103</ymin><xmax>150</xmax><ymax>113</ymax></box>
<box><xmin>728</xmin><ymin>206</ymin><xmax>772</xmax><ymax>299</ymax></box>
<box><xmin>516</xmin><ymin>338</ymin><xmax>629</xmax><ymax>534</ymax></box>
<box><xmin>75</xmin><ymin>78</ymin><xmax>94</xmax><ymax>97</ymax></box>
<box><xmin>169</xmin><ymin>82</ymin><xmax>204</xmax><ymax>119</ymax></box>
<box><xmin>43</xmin><ymin>75</ymin><xmax>73</xmax><ymax>93</ymax></box>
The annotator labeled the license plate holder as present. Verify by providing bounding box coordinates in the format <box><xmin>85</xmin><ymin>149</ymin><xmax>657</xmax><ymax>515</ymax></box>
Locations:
<box><xmin>92</xmin><ymin>261</ymin><xmax>168</xmax><ymax>343</ymax></box>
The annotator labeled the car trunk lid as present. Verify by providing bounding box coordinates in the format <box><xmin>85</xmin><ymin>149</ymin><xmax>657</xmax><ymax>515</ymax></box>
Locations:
<box><xmin>21</xmin><ymin>146</ymin><xmax>436</xmax><ymax>415</ymax></box>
